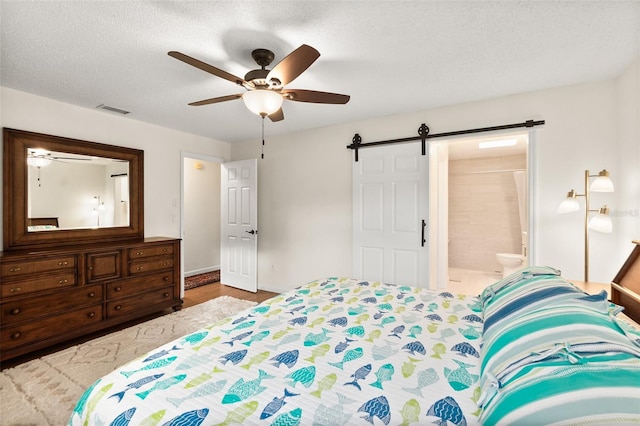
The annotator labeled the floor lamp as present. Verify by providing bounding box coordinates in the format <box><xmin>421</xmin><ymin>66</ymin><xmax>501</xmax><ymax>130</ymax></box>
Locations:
<box><xmin>557</xmin><ymin>169</ymin><xmax>614</xmax><ymax>282</ymax></box>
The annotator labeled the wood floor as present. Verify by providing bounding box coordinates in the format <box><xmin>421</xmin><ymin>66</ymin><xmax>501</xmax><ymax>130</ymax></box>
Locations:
<box><xmin>183</xmin><ymin>282</ymin><xmax>278</xmax><ymax>307</ymax></box>
<box><xmin>1</xmin><ymin>283</ymin><xmax>278</xmax><ymax>370</ymax></box>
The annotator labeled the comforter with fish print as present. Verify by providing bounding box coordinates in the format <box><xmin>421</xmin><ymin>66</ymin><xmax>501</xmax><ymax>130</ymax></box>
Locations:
<box><xmin>69</xmin><ymin>277</ymin><xmax>483</xmax><ymax>426</ymax></box>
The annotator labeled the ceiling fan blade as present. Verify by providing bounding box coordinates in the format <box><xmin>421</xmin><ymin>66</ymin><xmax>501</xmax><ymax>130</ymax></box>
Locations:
<box><xmin>268</xmin><ymin>108</ymin><xmax>284</xmax><ymax>122</ymax></box>
<box><xmin>282</xmin><ymin>89</ymin><xmax>350</xmax><ymax>104</ymax></box>
<box><xmin>267</xmin><ymin>44</ymin><xmax>320</xmax><ymax>86</ymax></box>
<box><xmin>51</xmin><ymin>156</ymin><xmax>91</xmax><ymax>160</ymax></box>
<box><xmin>188</xmin><ymin>94</ymin><xmax>243</xmax><ymax>106</ymax></box>
<box><xmin>168</xmin><ymin>51</ymin><xmax>248</xmax><ymax>87</ymax></box>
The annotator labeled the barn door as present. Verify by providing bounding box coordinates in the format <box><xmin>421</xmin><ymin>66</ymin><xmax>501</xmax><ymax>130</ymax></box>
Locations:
<box><xmin>353</xmin><ymin>143</ymin><xmax>429</xmax><ymax>287</ymax></box>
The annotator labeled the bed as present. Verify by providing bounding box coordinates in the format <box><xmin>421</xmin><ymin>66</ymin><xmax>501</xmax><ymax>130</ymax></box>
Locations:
<box><xmin>70</xmin><ymin>269</ymin><xmax>640</xmax><ymax>425</ymax></box>
<box><xmin>27</xmin><ymin>217</ymin><xmax>59</xmax><ymax>231</ymax></box>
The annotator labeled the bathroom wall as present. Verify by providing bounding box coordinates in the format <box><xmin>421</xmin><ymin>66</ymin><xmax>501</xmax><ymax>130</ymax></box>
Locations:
<box><xmin>449</xmin><ymin>154</ymin><xmax>526</xmax><ymax>273</ymax></box>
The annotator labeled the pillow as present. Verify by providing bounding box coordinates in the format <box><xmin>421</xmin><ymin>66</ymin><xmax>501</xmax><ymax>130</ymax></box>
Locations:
<box><xmin>483</xmin><ymin>285</ymin><xmax>608</xmax><ymax>337</ymax></box>
<box><xmin>479</xmin><ymin>362</ymin><xmax>640</xmax><ymax>425</ymax></box>
<box><xmin>478</xmin><ymin>271</ymin><xmax>640</xmax><ymax>424</ymax></box>
<box><xmin>480</xmin><ymin>266</ymin><xmax>561</xmax><ymax>307</ymax></box>
<box><xmin>481</xmin><ymin>299</ymin><xmax>640</xmax><ymax>380</ymax></box>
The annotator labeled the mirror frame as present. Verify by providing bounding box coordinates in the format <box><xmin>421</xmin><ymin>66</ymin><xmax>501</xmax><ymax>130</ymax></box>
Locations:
<box><xmin>3</xmin><ymin>128</ymin><xmax>144</xmax><ymax>250</ymax></box>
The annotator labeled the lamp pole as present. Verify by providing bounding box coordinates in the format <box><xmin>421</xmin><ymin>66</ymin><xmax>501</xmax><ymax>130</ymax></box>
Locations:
<box><xmin>584</xmin><ymin>170</ymin><xmax>590</xmax><ymax>282</ymax></box>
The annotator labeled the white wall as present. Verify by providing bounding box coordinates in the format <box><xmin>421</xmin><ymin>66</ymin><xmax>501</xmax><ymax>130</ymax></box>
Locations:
<box><xmin>183</xmin><ymin>157</ymin><xmax>221</xmax><ymax>276</ymax></box>
<box><xmin>231</xmin><ymin>126</ymin><xmax>355</xmax><ymax>293</ymax></box>
<box><xmin>615</xmin><ymin>58</ymin><xmax>640</xmax><ymax>264</ymax></box>
<box><xmin>233</xmin><ymin>72</ymin><xmax>638</xmax><ymax>293</ymax></box>
<box><xmin>0</xmin><ymin>87</ymin><xmax>231</xmax><ymax>243</ymax></box>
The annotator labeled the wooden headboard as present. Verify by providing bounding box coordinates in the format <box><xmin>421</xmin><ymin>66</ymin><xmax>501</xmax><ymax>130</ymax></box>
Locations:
<box><xmin>611</xmin><ymin>240</ymin><xmax>640</xmax><ymax>324</ymax></box>
<box><xmin>27</xmin><ymin>217</ymin><xmax>59</xmax><ymax>227</ymax></box>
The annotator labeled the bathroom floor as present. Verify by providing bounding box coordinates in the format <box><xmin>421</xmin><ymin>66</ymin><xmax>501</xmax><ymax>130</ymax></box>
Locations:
<box><xmin>447</xmin><ymin>267</ymin><xmax>502</xmax><ymax>296</ymax></box>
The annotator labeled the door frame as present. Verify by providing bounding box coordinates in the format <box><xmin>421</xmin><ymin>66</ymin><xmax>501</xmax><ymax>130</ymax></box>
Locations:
<box><xmin>180</xmin><ymin>151</ymin><xmax>224</xmax><ymax>298</ymax></box>
<box><xmin>428</xmin><ymin>129</ymin><xmax>537</xmax><ymax>286</ymax></box>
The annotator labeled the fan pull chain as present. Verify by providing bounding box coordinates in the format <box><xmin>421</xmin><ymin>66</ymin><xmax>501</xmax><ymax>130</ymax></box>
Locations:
<box><xmin>261</xmin><ymin>116</ymin><xmax>265</xmax><ymax>159</ymax></box>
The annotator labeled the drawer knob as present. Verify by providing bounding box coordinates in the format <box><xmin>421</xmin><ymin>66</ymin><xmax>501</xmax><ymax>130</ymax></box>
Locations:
<box><xmin>162</xmin><ymin>262</ymin><xmax>169</xmax><ymax>267</ymax></box>
<box><xmin>58</xmin><ymin>279</ymin><xmax>68</xmax><ymax>285</ymax></box>
<box><xmin>87</xmin><ymin>312</ymin><xmax>96</xmax><ymax>318</ymax></box>
<box><xmin>163</xmin><ymin>248</ymin><xmax>168</xmax><ymax>252</ymax></box>
<box><xmin>88</xmin><ymin>292</ymin><xmax>96</xmax><ymax>298</ymax></box>
<box><xmin>10</xmin><ymin>308</ymin><xmax>21</xmax><ymax>315</ymax></box>
<box><xmin>136</xmin><ymin>251</ymin><xmax>143</xmax><ymax>256</ymax></box>
<box><xmin>114</xmin><ymin>286</ymin><xmax>122</xmax><ymax>292</ymax></box>
<box><xmin>163</xmin><ymin>276</ymin><xmax>169</xmax><ymax>281</ymax></box>
<box><xmin>88</xmin><ymin>266</ymin><xmax>93</xmax><ymax>270</ymax></box>
<box><xmin>10</xmin><ymin>332</ymin><xmax>22</xmax><ymax>341</ymax></box>
<box><xmin>115</xmin><ymin>305</ymin><xmax>122</xmax><ymax>311</ymax></box>
<box><xmin>58</xmin><ymin>261</ymin><xmax>69</xmax><ymax>266</ymax></box>
<box><xmin>9</xmin><ymin>267</ymin><xmax>21</xmax><ymax>272</ymax></box>
<box><xmin>9</xmin><ymin>287</ymin><xmax>21</xmax><ymax>293</ymax></box>
<box><xmin>136</xmin><ymin>266</ymin><xmax>143</xmax><ymax>271</ymax></box>
<box><xmin>163</xmin><ymin>292</ymin><xmax>169</xmax><ymax>298</ymax></box>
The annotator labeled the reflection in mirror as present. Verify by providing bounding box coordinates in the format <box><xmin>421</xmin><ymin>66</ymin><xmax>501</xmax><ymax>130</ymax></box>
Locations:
<box><xmin>27</xmin><ymin>150</ymin><xmax>130</xmax><ymax>231</ymax></box>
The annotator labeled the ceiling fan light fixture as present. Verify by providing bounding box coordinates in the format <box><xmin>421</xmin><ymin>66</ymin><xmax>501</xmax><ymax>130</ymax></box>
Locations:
<box><xmin>242</xmin><ymin>89</ymin><xmax>283</xmax><ymax>117</ymax></box>
<box><xmin>27</xmin><ymin>156</ymin><xmax>51</xmax><ymax>168</ymax></box>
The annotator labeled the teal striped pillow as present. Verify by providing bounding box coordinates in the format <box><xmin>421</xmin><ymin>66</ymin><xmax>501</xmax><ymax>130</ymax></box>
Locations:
<box><xmin>479</xmin><ymin>270</ymin><xmax>640</xmax><ymax>424</ymax></box>
<box><xmin>480</xmin><ymin>266</ymin><xmax>561</xmax><ymax>306</ymax></box>
<box><xmin>480</xmin><ymin>362</ymin><xmax>640</xmax><ymax>424</ymax></box>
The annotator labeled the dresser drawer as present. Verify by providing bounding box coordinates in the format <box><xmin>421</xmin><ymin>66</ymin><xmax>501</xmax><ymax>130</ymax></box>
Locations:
<box><xmin>107</xmin><ymin>271</ymin><xmax>174</xmax><ymax>299</ymax></box>
<box><xmin>128</xmin><ymin>257</ymin><xmax>174</xmax><ymax>275</ymax></box>
<box><xmin>1</xmin><ymin>305</ymin><xmax>102</xmax><ymax>351</ymax></box>
<box><xmin>1</xmin><ymin>285</ymin><xmax>102</xmax><ymax>324</ymax></box>
<box><xmin>107</xmin><ymin>286</ymin><xmax>175</xmax><ymax>318</ymax></box>
<box><xmin>1</xmin><ymin>255</ymin><xmax>76</xmax><ymax>277</ymax></box>
<box><xmin>1</xmin><ymin>272</ymin><xmax>77</xmax><ymax>298</ymax></box>
<box><xmin>86</xmin><ymin>250</ymin><xmax>121</xmax><ymax>283</ymax></box>
<box><xmin>128</xmin><ymin>244</ymin><xmax>174</xmax><ymax>260</ymax></box>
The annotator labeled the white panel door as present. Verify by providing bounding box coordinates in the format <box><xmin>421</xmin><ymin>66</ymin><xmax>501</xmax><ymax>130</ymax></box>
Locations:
<box><xmin>221</xmin><ymin>159</ymin><xmax>257</xmax><ymax>292</ymax></box>
<box><xmin>353</xmin><ymin>143</ymin><xmax>429</xmax><ymax>287</ymax></box>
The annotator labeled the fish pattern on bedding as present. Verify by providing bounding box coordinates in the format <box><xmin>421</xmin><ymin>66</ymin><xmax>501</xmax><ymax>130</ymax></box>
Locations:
<box><xmin>70</xmin><ymin>278</ymin><xmax>483</xmax><ymax>425</ymax></box>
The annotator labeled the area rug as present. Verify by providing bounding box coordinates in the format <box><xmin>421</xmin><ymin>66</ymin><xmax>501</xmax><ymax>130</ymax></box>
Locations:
<box><xmin>0</xmin><ymin>296</ymin><xmax>256</xmax><ymax>426</ymax></box>
<box><xmin>184</xmin><ymin>269</ymin><xmax>220</xmax><ymax>290</ymax></box>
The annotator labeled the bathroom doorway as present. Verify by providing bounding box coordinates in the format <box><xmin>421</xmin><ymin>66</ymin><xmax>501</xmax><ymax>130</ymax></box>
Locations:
<box><xmin>430</xmin><ymin>131</ymin><xmax>532</xmax><ymax>295</ymax></box>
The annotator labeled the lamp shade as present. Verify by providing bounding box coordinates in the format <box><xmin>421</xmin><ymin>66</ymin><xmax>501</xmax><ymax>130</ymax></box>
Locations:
<box><xmin>590</xmin><ymin>169</ymin><xmax>614</xmax><ymax>192</ymax></box>
<box><xmin>557</xmin><ymin>190</ymin><xmax>580</xmax><ymax>213</ymax></box>
<box><xmin>242</xmin><ymin>90</ymin><xmax>283</xmax><ymax>116</ymax></box>
<box><xmin>588</xmin><ymin>205</ymin><xmax>613</xmax><ymax>233</ymax></box>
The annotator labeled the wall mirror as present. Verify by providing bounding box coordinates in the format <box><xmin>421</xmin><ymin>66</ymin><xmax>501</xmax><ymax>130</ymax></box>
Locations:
<box><xmin>3</xmin><ymin>128</ymin><xmax>144</xmax><ymax>250</ymax></box>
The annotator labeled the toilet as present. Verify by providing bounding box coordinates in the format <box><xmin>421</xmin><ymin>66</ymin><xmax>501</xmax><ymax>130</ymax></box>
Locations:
<box><xmin>496</xmin><ymin>253</ymin><xmax>525</xmax><ymax>278</ymax></box>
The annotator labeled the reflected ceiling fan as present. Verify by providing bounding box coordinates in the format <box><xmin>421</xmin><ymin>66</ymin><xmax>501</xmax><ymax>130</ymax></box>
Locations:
<box><xmin>27</xmin><ymin>150</ymin><xmax>92</xmax><ymax>167</ymax></box>
<box><xmin>168</xmin><ymin>44</ymin><xmax>350</xmax><ymax>121</ymax></box>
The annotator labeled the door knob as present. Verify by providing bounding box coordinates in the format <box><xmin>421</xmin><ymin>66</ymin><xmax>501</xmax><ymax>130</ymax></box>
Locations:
<box><xmin>245</xmin><ymin>230</ymin><xmax>258</xmax><ymax>235</ymax></box>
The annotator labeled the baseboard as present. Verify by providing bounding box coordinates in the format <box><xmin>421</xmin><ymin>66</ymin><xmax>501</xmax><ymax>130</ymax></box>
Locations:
<box><xmin>185</xmin><ymin>265</ymin><xmax>221</xmax><ymax>278</ymax></box>
<box><xmin>256</xmin><ymin>284</ymin><xmax>282</xmax><ymax>294</ymax></box>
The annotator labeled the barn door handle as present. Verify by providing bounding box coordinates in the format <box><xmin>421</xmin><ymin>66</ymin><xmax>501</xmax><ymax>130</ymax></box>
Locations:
<box><xmin>421</xmin><ymin>219</ymin><xmax>426</xmax><ymax>247</ymax></box>
<box><xmin>246</xmin><ymin>229</ymin><xmax>258</xmax><ymax>235</ymax></box>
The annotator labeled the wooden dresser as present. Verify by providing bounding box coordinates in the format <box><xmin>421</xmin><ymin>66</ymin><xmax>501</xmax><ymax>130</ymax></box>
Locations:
<box><xmin>0</xmin><ymin>237</ymin><xmax>182</xmax><ymax>362</ymax></box>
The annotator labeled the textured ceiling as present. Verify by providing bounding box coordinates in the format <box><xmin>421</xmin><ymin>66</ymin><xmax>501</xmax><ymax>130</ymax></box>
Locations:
<box><xmin>1</xmin><ymin>1</ymin><xmax>639</xmax><ymax>143</ymax></box>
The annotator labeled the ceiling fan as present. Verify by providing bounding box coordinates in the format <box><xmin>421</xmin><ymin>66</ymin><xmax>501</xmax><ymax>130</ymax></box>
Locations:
<box><xmin>168</xmin><ymin>44</ymin><xmax>350</xmax><ymax>122</ymax></box>
<box><xmin>27</xmin><ymin>150</ymin><xmax>93</xmax><ymax>167</ymax></box>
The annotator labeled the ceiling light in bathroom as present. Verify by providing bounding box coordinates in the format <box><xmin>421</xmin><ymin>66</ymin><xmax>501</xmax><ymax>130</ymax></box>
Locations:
<box><xmin>478</xmin><ymin>139</ymin><xmax>517</xmax><ymax>149</ymax></box>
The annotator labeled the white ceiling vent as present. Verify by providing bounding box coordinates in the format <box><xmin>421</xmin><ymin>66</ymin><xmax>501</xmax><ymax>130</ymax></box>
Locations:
<box><xmin>96</xmin><ymin>104</ymin><xmax>130</xmax><ymax>115</ymax></box>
